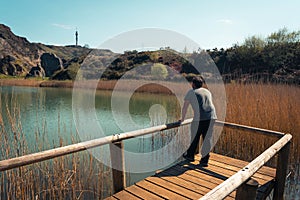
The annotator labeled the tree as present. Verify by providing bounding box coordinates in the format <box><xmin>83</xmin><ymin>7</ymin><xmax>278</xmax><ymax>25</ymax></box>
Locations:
<box><xmin>243</xmin><ymin>36</ymin><xmax>265</xmax><ymax>49</ymax></box>
<box><xmin>267</xmin><ymin>28</ymin><xmax>300</xmax><ymax>44</ymax></box>
<box><xmin>151</xmin><ymin>63</ymin><xmax>168</xmax><ymax>80</ymax></box>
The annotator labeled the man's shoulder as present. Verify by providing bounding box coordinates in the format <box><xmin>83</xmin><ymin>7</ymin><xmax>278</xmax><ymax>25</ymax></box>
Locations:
<box><xmin>184</xmin><ymin>89</ymin><xmax>195</xmax><ymax>100</ymax></box>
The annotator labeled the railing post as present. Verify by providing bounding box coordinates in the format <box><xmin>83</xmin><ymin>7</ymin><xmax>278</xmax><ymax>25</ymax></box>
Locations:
<box><xmin>109</xmin><ymin>141</ymin><xmax>126</xmax><ymax>193</ymax></box>
<box><xmin>235</xmin><ymin>178</ymin><xmax>259</xmax><ymax>200</ymax></box>
<box><xmin>273</xmin><ymin>141</ymin><xmax>291</xmax><ymax>200</ymax></box>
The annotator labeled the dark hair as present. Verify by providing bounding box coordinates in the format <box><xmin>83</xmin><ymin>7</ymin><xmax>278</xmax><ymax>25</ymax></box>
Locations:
<box><xmin>192</xmin><ymin>76</ymin><xmax>204</xmax><ymax>88</ymax></box>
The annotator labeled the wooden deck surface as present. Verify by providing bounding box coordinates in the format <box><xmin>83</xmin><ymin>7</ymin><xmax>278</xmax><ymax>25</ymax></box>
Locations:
<box><xmin>106</xmin><ymin>153</ymin><xmax>276</xmax><ymax>200</ymax></box>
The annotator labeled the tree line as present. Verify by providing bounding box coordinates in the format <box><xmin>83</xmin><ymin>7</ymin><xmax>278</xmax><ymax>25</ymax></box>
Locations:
<box><xmin>203</xmin><ymin>28</ymin><xmax>300</xmax><ymax>83</ymax></box>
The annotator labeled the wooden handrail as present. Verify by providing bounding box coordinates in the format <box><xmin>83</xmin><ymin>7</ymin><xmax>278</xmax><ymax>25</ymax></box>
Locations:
<box><xmin>0</xmin><ymin>119</ymin><xmax>192</xmax><ymax>172</ymax></box>
<box><xmin>199</xmin><ymin>133</ymin><xmax>292</xmax><ymax>200</ymax></box>
<box><xmin>0</xmin><ymin>119</ymin><xmax>288</xmax><ymax>172</ymax></box>
<box><xmin>215</xmin><ymin>120</ymin><xmax>285</xmax><ymax>138</ymax></box>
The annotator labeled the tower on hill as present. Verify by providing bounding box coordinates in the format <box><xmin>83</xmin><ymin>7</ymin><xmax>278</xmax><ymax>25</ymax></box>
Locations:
<box><xmin>75</xmin><ymin>30</ymin><xmax>78</xmax><ymax>46</ymax></box>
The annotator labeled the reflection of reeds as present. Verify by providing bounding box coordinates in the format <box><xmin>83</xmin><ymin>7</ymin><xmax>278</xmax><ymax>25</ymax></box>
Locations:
<box><xmin>0</xmin><ymin>96</ymin><xmax>113</xmax><ymax>200</ymax></box>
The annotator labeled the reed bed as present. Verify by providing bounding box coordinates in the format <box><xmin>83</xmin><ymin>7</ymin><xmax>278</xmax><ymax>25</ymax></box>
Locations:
<box><xmin>213</xmin><ymin>83</ymin><xmax>300</xmax><ymax>199</ymax></box>
<box><xmin>0</xmin><ymin>95</ymin><xmax>113</xmax><ymax>200</ymax></box>
<box><xmin>216</xmin><ymin>83</ymin><xmax>299</xmax><ymax>162</ymax></box>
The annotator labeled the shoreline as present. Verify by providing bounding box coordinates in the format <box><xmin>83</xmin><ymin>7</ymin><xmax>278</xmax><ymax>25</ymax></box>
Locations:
<box><xmin>0</xmin><ymin>79</ymin><xmax>187</xmax><ymax>95</ymax></box>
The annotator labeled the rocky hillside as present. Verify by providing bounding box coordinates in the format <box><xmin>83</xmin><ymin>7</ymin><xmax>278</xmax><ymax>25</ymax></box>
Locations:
<box><xmin>0</xmin><ymin>24</ymin><xmax>40</xmax><ymax>75</ymax></box>
<box><xmin>0</xmin><ymin>24</ymin><xmax>187</xmax><ymax>81</ymax></box>
<box><xmin>0</xmin><ymin>24</ymin><xmax>92</xmax><ymax>79</ymax></box>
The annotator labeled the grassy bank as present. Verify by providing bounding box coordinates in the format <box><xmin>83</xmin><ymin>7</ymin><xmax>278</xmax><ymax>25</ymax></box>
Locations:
<box><xmin>0</xmin><ymin>79</ymin><xmax>189</xmax><ymax>95</ymax></box>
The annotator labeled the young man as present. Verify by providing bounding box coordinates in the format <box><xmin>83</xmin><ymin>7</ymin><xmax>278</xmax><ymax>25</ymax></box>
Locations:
<box><xmin>180</xmin><ymin>76</ymin><xmax>217</xmax><ymax>167</ymax></box>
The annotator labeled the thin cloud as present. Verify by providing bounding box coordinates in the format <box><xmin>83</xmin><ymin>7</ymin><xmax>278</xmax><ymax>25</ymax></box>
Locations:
<box><xmin>217</xmin><ymin>19</ymin><xmax>233</xmax><ymax>25</ymax></box>
<box><xmin>52</xmin><ymin>23</ymin><xmax>74</xmax><ymax>30</ymax></box>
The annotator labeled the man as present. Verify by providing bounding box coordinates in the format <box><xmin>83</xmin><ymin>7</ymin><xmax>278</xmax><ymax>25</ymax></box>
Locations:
<box><xmin>180</xmin><ymin>76</ymin><xmax>217</xmax><ymax>167</ymax></box>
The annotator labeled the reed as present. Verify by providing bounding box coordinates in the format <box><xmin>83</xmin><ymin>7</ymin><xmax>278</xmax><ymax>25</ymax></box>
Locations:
<box><xmin>0</xmin><ymin>95</ymin><xmax>113</xmax><ymax>200</ymax></box>
<box><xmin>215</xmin><ymin>83</ymin><xmax>299</xmax><ymax>162</ymax></box>
<box><xmin>213</xmin><ymin>83</ymin><xmax>300</xmax><ymax>199</ymax></box>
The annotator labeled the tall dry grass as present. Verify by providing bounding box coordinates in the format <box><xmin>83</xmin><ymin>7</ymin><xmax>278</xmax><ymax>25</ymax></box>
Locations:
<box><xmin>213</xmin><ymin>83</ymin><xmax>300</xmax><ymax>199</ymax></box>
<box><xmin>215</xmin><ymin>83</ymin><xmax>299</xmax><ymax>162</ymax></box>
<box><xmin>0</xmin><ymin>95</ymin><xmax>113</xmax><ymax>200</ymax></box>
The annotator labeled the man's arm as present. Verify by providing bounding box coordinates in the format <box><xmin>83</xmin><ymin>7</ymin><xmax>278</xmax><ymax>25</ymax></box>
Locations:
<box><xmin>180</xmin><ymin>100</ymin><xmax>190</xmax><ymax>122</ymax></box>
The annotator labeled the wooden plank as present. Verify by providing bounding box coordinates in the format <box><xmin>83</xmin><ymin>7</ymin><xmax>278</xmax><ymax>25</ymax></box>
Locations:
<box><xmin>196</xmin><ymin>160</ymin><xmax>270</xmax><ymax>185</ymax></box>
<box><xmin>145</xmin><ymin>177</ymin><xmax>201</xmax><ymax>199</ymax></box>
<box><xmin>180</xmin><ymin>157</ymin><xmax>271</xmax><ymax>185</ymax></box>
<box><xmin>157</xmin><ymin>171</ymin><xmax>235</xmax><ymax>200</ymax></box>
<box><xmin>113</xmin><ymin>190</ymin><xmax>141</xmax><ymax>200</ymax></box>
<box><xmin>125</xmin><ymin>185</ymin><xmax>164</xmax><ymax>200</ymax></box>
<box><xmin>135</xmin><ymin>180</ymin><xmax>188</xmax><ymax>200</ymax></box>
<box><xmin>209</xmin><ymin>153</ymin><xmax>276</xmax><ymax>177</ymax></box>
<box><xmin>170</xmin><ymin>165</ymin><xmax>236</xmax><ymax>198</ymax></box>
<box><xmin>208</xmin><ymin>159</ymin><xmax>274</xmax><ymax>182</ymax></box>
<box><xmin>158</xmin><ymin>170</ymin><xmax>216</xmax><ymax>193</ymax></box>
<box><xmin>163</xmin><ymin>167</ymin><xmax>221</xmax><ymax>189</ymax></box>
<box><xmin>172</xmin><ymin>165</ymin><xmax>225</xmax><ymax>185</ymax></box>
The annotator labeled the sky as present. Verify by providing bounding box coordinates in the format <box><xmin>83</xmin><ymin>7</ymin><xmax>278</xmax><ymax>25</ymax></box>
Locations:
<box><xmin>1</xmin><ymin>0</ymin><xmax>300</xmax><ymax>51</ymax></box>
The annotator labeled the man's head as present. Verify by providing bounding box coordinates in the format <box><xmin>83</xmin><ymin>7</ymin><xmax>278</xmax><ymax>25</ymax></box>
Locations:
<box><xmin>192</xmin><ymin>76</ymin><xmax>204</xmax><ymax>89</ymax></box>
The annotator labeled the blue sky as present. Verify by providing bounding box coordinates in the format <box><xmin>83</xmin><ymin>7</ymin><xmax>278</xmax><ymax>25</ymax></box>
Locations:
<box><xmin>1</xmin><ymin>0</ymin><xmax>299</xmax><ymax>50</ymax></box>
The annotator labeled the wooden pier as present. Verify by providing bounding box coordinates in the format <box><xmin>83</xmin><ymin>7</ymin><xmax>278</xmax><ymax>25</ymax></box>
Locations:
<box><xmin>0</xmin><ymin>119</ymin><xmax>292</xmax><ymax>200</ymax></box>
<box><xmin>106</xmin><ymin>153</ymin><xmax>276</xmax><ymax>200</ymax></box>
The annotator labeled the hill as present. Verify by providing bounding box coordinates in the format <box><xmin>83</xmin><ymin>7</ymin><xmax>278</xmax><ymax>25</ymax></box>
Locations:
<box><xmin>0</xmin><ymin>24</ymin><xmax>92</xmax><ymax>79</ymax></box>
<box><xmin>0</xmin><ymin>24</ymin><xmax>299</xmax><ymax>84</ymax></box>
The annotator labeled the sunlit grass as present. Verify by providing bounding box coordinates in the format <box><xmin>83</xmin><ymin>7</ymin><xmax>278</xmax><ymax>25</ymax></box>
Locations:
<box><xmin>214</xmin><ymin>83</ymin><xmax>300</xmax><ymax>199</ymax></box>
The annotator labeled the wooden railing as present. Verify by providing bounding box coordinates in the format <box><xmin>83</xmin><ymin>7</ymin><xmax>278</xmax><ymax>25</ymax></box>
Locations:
<box><xmin>200</xmin><ymin>130</ymin><xmax>292</xmax><ymax>200</ymax></box>
<box><xmin>0</xmin><ymin>119</ymin><xmax>292</xmax><ymax>200</ymax></box>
